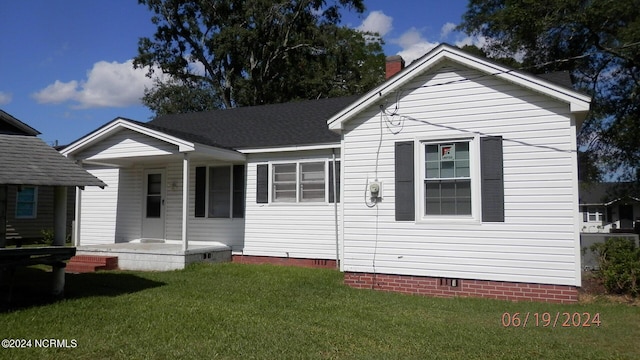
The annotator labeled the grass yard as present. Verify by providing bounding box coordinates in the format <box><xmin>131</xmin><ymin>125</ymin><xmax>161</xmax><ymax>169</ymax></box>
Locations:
<box><xmin>1</xmin><ymin>263</ymin><xmax>639</xmax><ymax>359</ymax></box>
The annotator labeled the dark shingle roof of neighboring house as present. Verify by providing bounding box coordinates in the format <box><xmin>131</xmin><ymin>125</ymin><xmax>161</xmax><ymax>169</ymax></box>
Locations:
<box><xmin>537</xmin><ymin>71</ymin><xmax>574</xmax><ymax>89</ymax></box>
<box><xmin>147</xmin><ymin>96</ymin><xmax>359</xmax><ymax>149</ymax></box>
<box><xmin>0</xmin><ymin>134</ymin><xmax>106</xmax><ymax>187</ymax></box>
<box><xmin>0</xmin><ymin>109</ymin><xmax>40</xmax><ymax>136</ymax></box>
<box><xmin>580</xmin><ymin>182</ymin><xmax>640</xmax><ymax>205</ymax></box>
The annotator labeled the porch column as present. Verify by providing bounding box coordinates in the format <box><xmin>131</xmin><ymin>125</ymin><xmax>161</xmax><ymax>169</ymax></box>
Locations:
<box><xmin>52</xmin><ymin>185</ymin><xmax>68</xmax><ymax>299</ymax></box>
<box><xmin>74</xmin><ymin>160</ymin><xmax>83</xmax><ymax>247</ymax></box>
<box><xmin>74</xmin><ymin>186</ymin><xmax>82</xmax><ymax>246</ymax></box>
<box><xmin>182</xmin><ymin>153</ymin><xmax>190</xmax><ymax>251</ymax></box>
<box><xmin>53</xmin><ymin>186</ymin><xmax>67</xmax><ymax>246</ymax></box>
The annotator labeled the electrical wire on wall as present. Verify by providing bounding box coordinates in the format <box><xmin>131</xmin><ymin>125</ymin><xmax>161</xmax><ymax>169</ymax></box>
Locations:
<box><xmin>358</xmin><ymin>44</ymin><xmax>640</xmax><ymax>289</ymax></box>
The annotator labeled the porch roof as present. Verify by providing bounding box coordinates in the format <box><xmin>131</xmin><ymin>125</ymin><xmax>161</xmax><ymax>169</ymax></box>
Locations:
<box><xmin>0</xmin><ymin>134</ymin><xmax>106</xmax><ymax>187</ymax></box>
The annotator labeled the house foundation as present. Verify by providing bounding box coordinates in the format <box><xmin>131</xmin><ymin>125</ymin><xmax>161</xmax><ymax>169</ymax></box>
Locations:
<box><xmin>76</xmin><ymin>243</ymin><xmax>230</xmax><ymax>271</ymax></box>
<box><xmin>344</xmin><ymin>272</ymin><xmax>578</xmax><ymax>303</ymax></box>
<box><xmin>232</xmin><ymin>255</ymin><xmax>337</xmax><ymax>269</ymax></box>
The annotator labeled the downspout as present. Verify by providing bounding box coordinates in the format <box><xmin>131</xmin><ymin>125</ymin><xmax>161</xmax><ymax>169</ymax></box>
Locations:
<box><xmin>332</xmin><ymin>149</ymin><xmax>339</xmax><ymax>269</ymax></box>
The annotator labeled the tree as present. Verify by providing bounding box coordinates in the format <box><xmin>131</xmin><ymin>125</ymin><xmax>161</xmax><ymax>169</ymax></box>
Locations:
<box><xmin>459</xmin><ymin>0</ymin><xmax>640</xmax><ymax>182</ymax></box>
<box><xmin>142</xmin><ymin>78</ymin><xmax>222</xmax><ymax>116</ymax></box>
<box><xmin>135</xmin><ymin>0</ymin><xmax>385</xmax><ymax>113</ymax></box>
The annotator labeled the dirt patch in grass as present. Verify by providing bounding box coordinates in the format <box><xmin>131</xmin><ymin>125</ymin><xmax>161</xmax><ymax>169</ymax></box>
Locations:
<box><xmin>579</xmin><ymin>271</ymin><xmax>640</xmax><ymax>306</ymax></box>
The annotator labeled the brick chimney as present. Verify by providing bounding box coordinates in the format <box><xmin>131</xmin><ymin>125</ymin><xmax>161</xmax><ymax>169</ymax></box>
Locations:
<box><xmin>385</xmin><ymin>55</ymin><xmax>405</xmax><ymax>79</ymax></box>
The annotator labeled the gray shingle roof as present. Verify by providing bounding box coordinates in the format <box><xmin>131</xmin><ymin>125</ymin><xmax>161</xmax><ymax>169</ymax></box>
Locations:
<box><xmin>0</xmin><ymin>134</ymin><xmax>106</xmax><ymax>187</ymax></box>
<box><xmin>147</xmin><ymin>96</ymin><xmax>359</xmax><ymax>149</ymax></box>
<box><xmin>580</xmin><ymin>182</ymin><xmax>640</xmax><ymax>205</ymax></box>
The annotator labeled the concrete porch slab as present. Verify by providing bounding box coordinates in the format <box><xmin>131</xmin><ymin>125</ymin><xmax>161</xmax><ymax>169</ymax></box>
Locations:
<box><xmin>76</xmin><ymin>243</ymin><xmax>231</xmax><ymax>271</ymax></box>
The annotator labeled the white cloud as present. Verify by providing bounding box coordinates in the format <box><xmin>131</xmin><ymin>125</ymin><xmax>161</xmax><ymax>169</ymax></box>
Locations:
<box><xmin>440</xmin><ymin>22</ymin><xmax>457</xmax><ymax>40</ymax></box>
<box><xmin>391</xmin><ymin>27</ymin><xmax>439</xmax><ymax>64</ymax></box>
<box><xmin>0</xmin><ymin>91</ymin><xmax>12</xmax><ymax>105</ymax></box>
<box><xmin>357</xmin><ymin>10</ymin><xmax>393</xmax><ymax>36</ymax></box>
<box><xmin>33</xmin><ymin>80</ymin><xmax>79</xmax><ymax>104</ymax></box>
<box><xmin>33</xmin><ymin>60</ymin><xmax>161</xmax><ymax>109</ymax></box>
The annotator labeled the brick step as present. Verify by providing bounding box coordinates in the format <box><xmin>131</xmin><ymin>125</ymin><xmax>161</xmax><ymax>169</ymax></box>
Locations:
<box><xmin>66</xmin><ymin>255</ymin><xmax>118</xmax><ymax>273</ymax></box>
<box><xmin>65</xmin><ymin>262</ymin><xmax>108</xmax><ymax>273</ymax></box>
<box><xmin>69</xmin><ymin>255</ymin><xmax>118</xmax><ymax>268</ymax></box>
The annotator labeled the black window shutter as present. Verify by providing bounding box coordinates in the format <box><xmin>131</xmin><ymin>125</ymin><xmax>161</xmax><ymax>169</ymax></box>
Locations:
<box><xmin>232</xmin><ymin>165</ymin><xmax>245</xmax><ymax>218</ymax></box>
<box><xmin>195</xmin><ymin>167</ymin><xmax>206</xmax><ymax>218</ymax></box>
<box><xmin>480</xmin><ymin>136</ymin><xmax>505</xmax><ymax>222</ymax></box>
<box><xmin>256</xmin><ymin>164</ymin><xmax>268</xmax><ymax>204</ymax></box>
<box><xmin>329</xmin><ymin>160</ymin><xmax>341</xmax><ymax>203</ymax></box>
<box><xmin>395</xmin><ymin>141</ymin><xmax>415</xmax><ymax>221</ymax></box>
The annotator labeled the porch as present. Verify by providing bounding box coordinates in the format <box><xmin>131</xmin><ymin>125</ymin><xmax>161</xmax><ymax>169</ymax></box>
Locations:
<box><xmin>75</xmin><ymin>241</ymin><xmax>231</xmax><ymax>271</ymax></box>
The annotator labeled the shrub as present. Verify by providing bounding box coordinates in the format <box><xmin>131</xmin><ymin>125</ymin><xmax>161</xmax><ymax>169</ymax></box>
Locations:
<box><xmin>40</xmin><ymin>229</ymin><xmax>55</xmax><ymax>245</ymax></box>
<box><xmin>590</xmin><ymin>237</ymin><xmax>640</xmax><ymax>296</ymax></box>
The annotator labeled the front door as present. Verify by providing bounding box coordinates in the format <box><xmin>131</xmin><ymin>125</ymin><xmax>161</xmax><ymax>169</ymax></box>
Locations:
<box><xmin>619</xmin><ymin>204</ymin><xmax>634</xmax><ymax>230</ymax></box>
<box><xmin>142</xmin><ymin>169</ymin><xmax>165</xmax><ymax>240</ymax></box>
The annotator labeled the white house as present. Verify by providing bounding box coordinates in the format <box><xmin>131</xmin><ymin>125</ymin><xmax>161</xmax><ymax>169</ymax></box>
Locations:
<box><xmin>579</xmin><ymin>182</ymin><xmax>639</xmax><ymax>233</ymax></box>
<box><xmin>62</xmin><ymin>44</ymin><xmax>591</xmax><ymax>303</ymax></box>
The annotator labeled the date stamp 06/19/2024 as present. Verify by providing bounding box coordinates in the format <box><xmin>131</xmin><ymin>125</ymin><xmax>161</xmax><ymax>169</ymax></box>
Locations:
<box><xmin>501</xmin><ymin>312</ymin><xmax>601</xmax><ymax>328</ymax></box>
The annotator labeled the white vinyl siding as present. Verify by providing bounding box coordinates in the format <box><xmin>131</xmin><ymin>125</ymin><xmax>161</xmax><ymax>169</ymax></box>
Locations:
<box><xmin>340</xmin><ymin>63</ymin><xmax>580</xmax><ymax>286</ymax></box>
<box><xmin>244</xmin><ymin>150</ymin><xmax>340</xmax><ymax>259</ymax></box>
<box><xmin>80</xmin><ymin>167</ymin><xmax>119</xmax><ymax>245</ymax></box>
<box><xmin>76</xmin><ymin>128</ymin><xmax>178</xmax><ymax>161</ymax></box>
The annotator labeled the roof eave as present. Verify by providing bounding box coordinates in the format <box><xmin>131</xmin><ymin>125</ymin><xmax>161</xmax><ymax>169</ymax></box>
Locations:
<box><xmin>61</xmin><ymin>118</ymin><xmax>197</xmax><ymax>158</ymax></box>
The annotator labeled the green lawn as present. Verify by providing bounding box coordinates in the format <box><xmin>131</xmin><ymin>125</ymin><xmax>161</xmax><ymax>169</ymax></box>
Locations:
<box><xmin>1</xmin><ymin>263</ymin><xmax>638</xmax><ymax>359</ymax></box>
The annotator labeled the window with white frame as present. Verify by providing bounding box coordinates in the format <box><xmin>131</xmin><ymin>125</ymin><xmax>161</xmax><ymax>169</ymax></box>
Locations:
<box><xmin>423</xmin><ymin>141</ymin><xmax>472</xmax><ymax>216</ymax></box>
<box><xmin>273</xmin><ymin>162</ymin><xmax>326</xmax><ymax>202</ymax></box>
<box><xmin>15</xmin><ymin>186</ymin><xmax>38</xmax><ymax>219</ymax></box>
<box><xmin>582</xmin><ymin>206</ymin><xmax>605</xmax><ymax>223</ymax></box>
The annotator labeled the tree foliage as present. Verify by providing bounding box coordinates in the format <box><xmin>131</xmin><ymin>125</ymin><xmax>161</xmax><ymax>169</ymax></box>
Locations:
<box><xmin>459</xmin><ymin>0</ymin><xmax>640</xmax><ymax>181</ymax></box>
<box><xmin>135</xmin><ymin>0</ymin><xmax>385</xmax><ymax>113</ymax></box>
<box><xmin>142</xmin><ymin>79</ymin><xmax>222</xmax><ymax>116</ymax></box>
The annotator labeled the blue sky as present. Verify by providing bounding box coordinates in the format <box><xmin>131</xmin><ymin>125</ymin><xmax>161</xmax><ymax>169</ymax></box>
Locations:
<box><xmin>0</xmin><ymin>0</ymin><xmax>477</xmax><ymax>145</ymax></box>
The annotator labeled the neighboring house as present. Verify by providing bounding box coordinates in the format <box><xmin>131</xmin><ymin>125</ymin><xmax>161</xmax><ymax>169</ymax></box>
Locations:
<box><xmin>61</xmin><ymin>44</ymin><xmax>591</xmax><ymax>303</ymax></box>
<box><xmin>579</xmin><ymin>182</ymin><xmax>640</xmax><ymax>233</ymax></box>
<box><xmin>0</xmin><ymin>109</ymin><xmax>106</xmax><ymax>297</ymax></box>
<box><xmin>0</xmin><ymin>110</ymin><xmax>97</xmax><ymax>246</ymax></box>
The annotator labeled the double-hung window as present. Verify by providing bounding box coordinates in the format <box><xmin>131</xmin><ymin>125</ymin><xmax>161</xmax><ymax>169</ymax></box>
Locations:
<box><xmin>273</xmin><ymin>162</ymin><xmax>326</xmax><ymax>203</ymax></box>
<box><xmin>195</xmin><ymin>165</ymin><xmax>245</xmax><ymax>218</ymax></box>
<box><xmin>395</xmin><ymin>136</ymin><xmax>503</xmax><ymax>223</ymax></box>
<box><xmin>16</xmin><ymin>186</ymin><xmax>38</xmax><ymax>219</ymax></box>
<box><xmin>424</xmin><ymin>141</ymin><xmax>472</xmax><ymax>216</ymax></box>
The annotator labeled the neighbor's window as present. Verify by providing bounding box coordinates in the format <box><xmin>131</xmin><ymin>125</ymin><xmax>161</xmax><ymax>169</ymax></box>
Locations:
<box><xmin>583</xmin><ymin>206</ymin><xmax>604</xmax><ymax>222</ymax></box>
<box><xmin>273</xmin><ymin>162</ymin><xmax>325</xmax><ymax>203</ymax></box>
<box><xmin>16</xmin><ymin>186</ymin><xmax>38</xmax><ymax>219</ymax></box>
<box><xmin>424</xmin><ymin>141</ymin><xmax>471</xmax><ymax>216</ymax></box>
